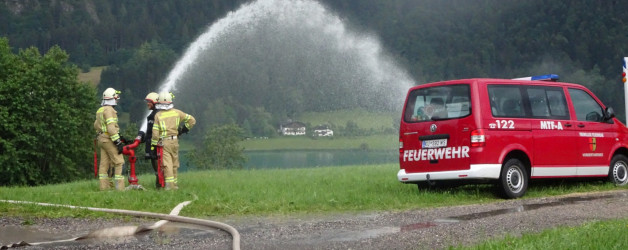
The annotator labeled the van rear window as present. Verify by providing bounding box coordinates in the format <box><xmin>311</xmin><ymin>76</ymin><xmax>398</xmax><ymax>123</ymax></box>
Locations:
<box><xmin>404</xmin><ymin>84</ymin><xmax>471</xmax><ymax>122</ymax></box>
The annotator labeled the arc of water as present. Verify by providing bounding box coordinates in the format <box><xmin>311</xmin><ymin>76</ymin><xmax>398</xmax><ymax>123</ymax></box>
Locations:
<box><xmin>141</xmin><ymin>0</ymin><xmax>415</xmax><ymax>130</ymax></box>
<box><xmin>143</xmin><ymin>0</ymin><xmax>281</xmax><ymax>130</ymax></box>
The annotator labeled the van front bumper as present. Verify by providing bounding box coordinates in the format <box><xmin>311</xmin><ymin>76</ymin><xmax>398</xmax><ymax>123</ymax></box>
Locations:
<box><xmin>397</xmin><ymin>164</ymin><xmax>501</xmax><ymax>182</ymax></box>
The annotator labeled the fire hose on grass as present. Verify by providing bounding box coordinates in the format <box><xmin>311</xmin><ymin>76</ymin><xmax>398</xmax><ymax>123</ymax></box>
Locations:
<box><xmin>0</xmin><ymin>199</ymin><xmax>241</xmax><ymax>250</ymax></box>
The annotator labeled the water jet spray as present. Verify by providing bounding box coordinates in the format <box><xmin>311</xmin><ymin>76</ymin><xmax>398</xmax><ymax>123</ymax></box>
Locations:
<box><xmin>142</xmin><ymin>0</ymin><xmax>415</xmax><ymax>131</ymax></box>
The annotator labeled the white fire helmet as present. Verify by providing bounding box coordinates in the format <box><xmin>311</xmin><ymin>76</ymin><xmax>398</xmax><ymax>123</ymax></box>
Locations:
<box><xmin>145</xmin><ymin>92</ymin><xmax>159</xmax><ymax>104</ymax></box>
<box><xmin>157</xmin><ymin>92</ymin><xmax>174</xmax><ymax>104</ymax></box>
<box><xmin>102</xmin><ymin>88</ymin><xmax>120</xmax><ymax>100</ymax></box>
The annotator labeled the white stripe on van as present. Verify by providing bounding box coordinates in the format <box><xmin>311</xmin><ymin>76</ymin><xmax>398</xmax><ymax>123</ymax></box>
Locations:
<box><xmin>531</xmin><ymin>166</ymin><xmax>608</xmax><ymax>177</ymax></box>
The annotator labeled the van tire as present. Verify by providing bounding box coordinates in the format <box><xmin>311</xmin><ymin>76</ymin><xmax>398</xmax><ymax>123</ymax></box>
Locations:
<box><xmin>609</xmin><ymin>155</ymin><xmax>628</xmax><ymax>186</ymax></box>
<box><xmin>498</xmin><ymin>158</ymin><xmax>528</xmax><ymax>199</ymax></box>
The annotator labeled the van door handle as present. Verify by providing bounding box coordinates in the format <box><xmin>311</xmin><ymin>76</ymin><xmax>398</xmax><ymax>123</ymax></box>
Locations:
<box><xmin>564</xmin><ymin>123</ymin><xmax>572</xmax><ymax>127</ymax></box>
<box><xmin>577</xmin><ymin>124</ymin><xmax>585</xmax><ymax>128</ymax></box>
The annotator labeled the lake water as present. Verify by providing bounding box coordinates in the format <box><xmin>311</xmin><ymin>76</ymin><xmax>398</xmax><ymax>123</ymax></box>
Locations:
<box><xmin>243</xmin><ymin>150</ymin><xmax>398</xmax><ymax>169</ymax></box>
<box><xmin>175</xmin><ymin>150</ymin><xmax>398</xmax><ymax>170</ymax></box>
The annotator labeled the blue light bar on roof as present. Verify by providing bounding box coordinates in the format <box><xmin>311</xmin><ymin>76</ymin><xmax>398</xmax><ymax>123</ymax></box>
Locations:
<box><xmin>531</xmin><ymin>74</ymin><xmax>559</xmax><ymax>81</ymax></box>
<box><xmin>512</xmin><ymin>74</ymin><xmax>559</xmax><ymax>81</ymax></box>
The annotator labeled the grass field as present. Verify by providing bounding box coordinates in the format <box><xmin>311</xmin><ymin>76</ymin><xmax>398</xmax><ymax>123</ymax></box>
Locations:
<box><xmin>77</xmin><ymin>66</ymin><xmax>105</xmax><ymax>87</ymax></box>
<box><xmin>0</xmin><ymin>164</ymin><xmax>624</xmax><ymax>218</ymax></box>
<box><xmin>1</xmin><ymin>165</ymin><xmax>625</xmax><ymax>248</ymax></box>
<box><xmin>455</xmin><ymin>218</ymin><xmax>628</xmax><ymax>249</ymax></box>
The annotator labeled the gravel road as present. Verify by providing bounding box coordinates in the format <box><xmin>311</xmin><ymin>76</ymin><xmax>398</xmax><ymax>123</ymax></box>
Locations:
<box><xmin>1</xmin><ymin>189</ymin><xmax>626</xmax><ymax>249</ymax></box>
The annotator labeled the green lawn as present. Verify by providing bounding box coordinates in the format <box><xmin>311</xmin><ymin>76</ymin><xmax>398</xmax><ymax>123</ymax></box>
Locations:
<box><xmin>0</xmin><ymin>164</ymin><xmax>624</xmax><ymax>218</ymax></box>
<box><xmin>1</xmin><ymin>165</ymin><xmax>626</xmax><ymax>249</ymax></box>
<box><xmin>77</xmin><ymin>66</ymin><xmax>105</xmax><ymax>87</ymax></box>
<box><xmin>455</xmin><ymin>218</ymin><xmax>628</xmax><ymax>249</ymax></box>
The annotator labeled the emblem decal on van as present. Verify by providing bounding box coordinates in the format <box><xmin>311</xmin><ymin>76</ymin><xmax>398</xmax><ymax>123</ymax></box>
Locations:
<box><xmin>430</xmin><ymin>124</ymin><xmax>437</xmax><ymax>132</ymax></box>
<box><xmin>402</xmin><ymin>147</ymin><xmax>470</xmax><ymax>162</ymax></box>
<box><xmin>588</xmin><ymin>138</ymin><xmax>596</xmax><ymax>151</ymax></box>
<box><xmin>540</xmin><ymin>121</ymin><xmax>563</xmax><ymax>130</ymax></box>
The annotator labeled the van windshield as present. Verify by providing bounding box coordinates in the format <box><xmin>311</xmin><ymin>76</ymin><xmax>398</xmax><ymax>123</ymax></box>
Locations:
<box><xmin>404</xmin><ymin>84</ymin><xmax>471</xmax><ymax>122</ymax></box>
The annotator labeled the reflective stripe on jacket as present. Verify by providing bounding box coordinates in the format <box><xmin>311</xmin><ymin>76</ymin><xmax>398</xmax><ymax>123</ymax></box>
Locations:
<box><xmin>151</xmin><ymin>108</ymin><xmax>196</xmax><ymax>146</ymax></box>
<box><xmin>94</xmin><ymin>106</ymin><xmax>120</xmax><ymax>141</ymax></box>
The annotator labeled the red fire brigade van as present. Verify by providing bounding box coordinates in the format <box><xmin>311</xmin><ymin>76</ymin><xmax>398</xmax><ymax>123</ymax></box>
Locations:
<box><xmin>398</xmin><ymin>74</ymin><xmax>628</xmax><ymax>198</ymax></box>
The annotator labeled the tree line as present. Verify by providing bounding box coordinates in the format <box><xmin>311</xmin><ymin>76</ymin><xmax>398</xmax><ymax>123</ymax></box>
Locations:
<box><xmin>3</xmin><ymin>0</ymin><xmax>627</xmax><ymax>121</ymax></box>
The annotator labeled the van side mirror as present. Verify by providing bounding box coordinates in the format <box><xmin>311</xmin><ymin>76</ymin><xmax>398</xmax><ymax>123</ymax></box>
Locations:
<box><xmin>604</xmin><ymin>107</ymin><xmax>615</xmax><ymax>121</ymax></box>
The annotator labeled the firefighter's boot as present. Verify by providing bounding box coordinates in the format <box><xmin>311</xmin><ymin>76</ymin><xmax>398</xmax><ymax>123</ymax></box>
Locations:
<box><xmin>99</xmin><ymin>179</ymin><xmax>111</xmax><ymax>191</ymax></box>
<box><xmin>165</xmin><ymin>182</ymin><xmax>177</xmax><ymax>191</ymax></box>
<box><xmin>114</xmin><ymin>175</ymin><xmax>125</xmax><ymax>191</ymax></box>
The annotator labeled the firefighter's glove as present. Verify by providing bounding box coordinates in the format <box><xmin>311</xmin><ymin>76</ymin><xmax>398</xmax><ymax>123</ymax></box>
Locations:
<box><xmin>119</xmin><ymin>135</ymin><xmax>128</xmax><ymax>144</ymax></box>
<box><xmin>114</xmin><ymin>139</ymin><xmax>124</xmax><ymax>154</ymax></box>
<box><xmin>178</xmin><ymin>126</ymin><xmax>189</xmax><ymax>135</ymax></box>
<box><xmin>137</xmin><ymin>131</ymin><xmax>146</xmax><ymax>142</ymax></box>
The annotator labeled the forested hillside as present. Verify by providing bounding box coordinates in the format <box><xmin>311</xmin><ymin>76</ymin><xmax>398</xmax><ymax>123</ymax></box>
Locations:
<box><xmin>2</xmin><ymin>0</ymin><xmax>627</xmax><ymax>132</ymax></box>
<box><xmin>0</xmin><ymin>0</ymin><xmax>247</xmax><ymax>66</ymax></box>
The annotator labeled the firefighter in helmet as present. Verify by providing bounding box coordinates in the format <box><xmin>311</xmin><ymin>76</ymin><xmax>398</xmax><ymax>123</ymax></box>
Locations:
<box><xmin>139</xmin><ymin>92</ymin><xmax>161</xmax><ymax>188</ymax></box>
<box><xmin>151</xmin><ymin>92</ymin><xmax>196</xmax><ymax>190</ymax></box>
<box><xmin>94</xmin><ymin>87</ymin><xmax>126</xmax><ymax>190</ymax></box>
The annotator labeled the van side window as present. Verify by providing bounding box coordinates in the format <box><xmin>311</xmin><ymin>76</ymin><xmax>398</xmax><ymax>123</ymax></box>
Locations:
<box><xmin>403</xmin><ymin>84</ymin><xmax>470</xmax><ymax>122</ymax></box>
<box><xmin>490</xmin><ymin>85</ymin><xmax>569</xmax><ymax>119</ymax></box>
<box><xmin>527</xmin><ymin>87</ymin><xmax>569</xmax><ymax>119</ymax></box>
<box><xmin>528</xmin><ymin>88</ymin><xmax>550</xmax><ymax>117</ymax></box>
<box><xmin>546</xmin><ymin>89</ymin><xmax>568</xmax><ymax>117</ymax></box>
<box><xmin>568</xmin><ymin>88</ymin><xmax>604</xmax><ymax>122</ymax></box>
<box><xmin>488</xmin><ymin>86</ymin><xmax>524</xmax><ymax>117</ymax></box>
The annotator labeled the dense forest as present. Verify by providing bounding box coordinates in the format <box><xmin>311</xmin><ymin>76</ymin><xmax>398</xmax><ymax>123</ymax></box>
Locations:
<box><xmin>2</xmin><ymin>0</ymin><xmax>628</xmax><ymax>135</ymax></box>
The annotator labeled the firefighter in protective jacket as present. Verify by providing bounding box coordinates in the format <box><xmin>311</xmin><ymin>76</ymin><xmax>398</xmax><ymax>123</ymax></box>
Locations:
<box><xmin>142</xmin><ymin>92</ymin><xmax>161</xmax><ymax>188</ymax></box>
<box><xmin>151</xmin><ymin>92</ymin><xmax>196</xmax><ymax>190</ymax></box>
<box><xmin>94</xmin><ymin>87</ymin><xmax>126</xmax><ymax>191</ymax></box>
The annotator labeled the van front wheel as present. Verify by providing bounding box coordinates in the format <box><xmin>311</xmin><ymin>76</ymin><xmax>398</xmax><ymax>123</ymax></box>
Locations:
<box><xmin>499</xmin><ymin>158</ymin><xmax>528</xmax><ymax>199</ymax></box>
<box><xmin>609</xmin><ymin>155</ymin><xmax>628</xmax><ymax>186</ymax></box>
